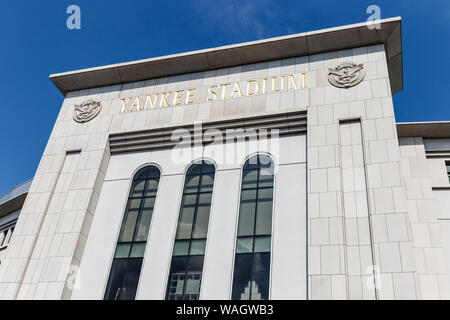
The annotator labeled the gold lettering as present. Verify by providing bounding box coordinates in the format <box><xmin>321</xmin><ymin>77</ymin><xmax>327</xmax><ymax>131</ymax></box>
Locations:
<box><xmin>262</xmin><ymin>78</ymin><xmax>268</xmax><ymax>94</ymax></box>
<box><xmin>230</xmin><ymin>82</ymin><xmax>243</xmax><ymax>98</ymax></box>
<box><xmin>159</xmin><ymin>92</ymin><xmax>171</xmax><ymax>107</ymax></box>
<box><xmin>246</xmin><ymin>80</ymin><xmax>259</xmax><ymax>96</ymax></box>
<box><xmin>120</xmin><ymin>98</ymin><xmax>132</xmax><ymax>113</ymax></box>
<box><xmin>173</xmin><ymin>90</ymin><xmax>184</xmax><ymax>106</ymax></box>
<box><xmin>144</xmin><ymin>94</ymin><xmax>159</xmax><ymax>109</ymax></box>
<box><xmin>120</xmin><ymin>73</ymin><xmax>306</xmax><ymax>113</ymax></box>
<box><xmin>185</xmin><ymin>88</ymin><xmax>196</xmax><ymax>104</ymax></box>
<box><xmin>288</xmin><ymin>75</ymin><xmax>299</xmax><ymax>90</ymax></box>
<box><xmin>271</xmin><ymin>76</ymin><xmax>284</xmax><ymax>92</ymax></box>
<box><xmin>207</xmin><ymin>86</ymin><xmax>218</xmax><ymax>101</ymax></box>
<box><xmin>220</xmin><ymin>83</ymin><xmax>231</xmax><ymax>100</ymax></box>
<box><xmin>129</xmin><ymin>97</ymin><xmax>140</xmax><ymax>112</ymax></box>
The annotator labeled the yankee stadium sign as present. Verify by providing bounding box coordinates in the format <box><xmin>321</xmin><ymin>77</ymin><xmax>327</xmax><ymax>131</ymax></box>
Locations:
<box><xmin>119</xmin><ymin>73</ymin><xmax>307</xmax><ymax>113</ymax></box>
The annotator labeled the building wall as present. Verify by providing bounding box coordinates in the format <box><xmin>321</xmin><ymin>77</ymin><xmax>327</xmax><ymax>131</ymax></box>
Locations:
<box><xmin>397</xmin><ymin>137</ymin><xmax>450</xmax><ymax>299</ymax></box>
<box><xmin>306</xmin><ymin>45</ymin><xmax>417</xmax><ymax>300</ymax></box>
<box><xmin>0</xmin><ymin>42</ymin><xmax>448</xmax><ymax>299</ymax></box>
<box><xmin>71</xmin><ymin>135</ymin><xmax>306</xmax><ymax>299</ymax></box>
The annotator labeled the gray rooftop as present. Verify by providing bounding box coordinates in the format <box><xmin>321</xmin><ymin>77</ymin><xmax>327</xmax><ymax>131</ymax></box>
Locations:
<box><xmin>50</xmin><ymin>17</ymin><xmax>403</xmax><ymax>96</ymax></box>
<box><xmin>0</xmin><ymin>179</ymin><xmax>32</xmax><ymax>218</ymax></box>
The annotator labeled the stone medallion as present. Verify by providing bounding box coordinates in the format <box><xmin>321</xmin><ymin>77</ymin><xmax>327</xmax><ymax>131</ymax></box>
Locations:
<box><xmin>328</xmin><ymin>62</ymin><xmax>365</xmax><ymax>88</ymax></box>
<box><xmin>73</xmin><ymin>99</ymin><xmax>102</xmax><ymax>123</ymax></box>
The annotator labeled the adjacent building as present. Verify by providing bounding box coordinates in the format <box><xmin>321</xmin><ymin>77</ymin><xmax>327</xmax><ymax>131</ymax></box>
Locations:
<box><xmin>0</xmin><ymin>180</ymin><xmax>31</xmax><ymax>266</ymax></box>
<box><xmin>0</xmin><ymin>17</ymin><xmax>449</xmax><ymax>300</ymax></box>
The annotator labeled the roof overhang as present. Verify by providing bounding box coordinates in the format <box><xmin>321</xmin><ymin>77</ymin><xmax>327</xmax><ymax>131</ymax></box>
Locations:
<box><xmin>0</xmin><ymin>193</ymin><xmax>27</xmax><ymax>219</ymax></box>
<box><xmin>50</xmin><ymin>17</ymin><xmax>403</xmax><ymax>96</ymax></box>
<box><xmin>0</xmin><ymin>179</ymin><xmax>31</xmax><ymax>218</ymax></box>
<box><xmin>397</xmin><ymin>121</ymin><xmax>450</xmax><ymax>138</ymax></box>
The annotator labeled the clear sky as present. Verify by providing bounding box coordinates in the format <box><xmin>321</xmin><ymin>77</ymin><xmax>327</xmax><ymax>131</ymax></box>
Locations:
<box><xmin>0</xmin><ymin>0</ymin><xmax>449</xmax><ymax>195</ymax></box>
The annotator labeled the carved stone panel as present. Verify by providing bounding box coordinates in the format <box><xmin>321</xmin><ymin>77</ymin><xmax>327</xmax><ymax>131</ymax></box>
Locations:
<box><xmin>328</xmin><ymin>62</ymin><xmax>365</xmax><ymax>88</ymax></box>
<box><xmin>73</xmin><ymin>99</ymin><xmax>102</xmax><ymax>123</ymax></box>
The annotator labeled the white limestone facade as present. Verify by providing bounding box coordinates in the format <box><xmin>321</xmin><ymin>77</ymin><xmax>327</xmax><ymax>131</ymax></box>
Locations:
<box><xmin>0</xmin><ymin>17</ymin><xmax>449</xmax><ymax>300</ymax></box>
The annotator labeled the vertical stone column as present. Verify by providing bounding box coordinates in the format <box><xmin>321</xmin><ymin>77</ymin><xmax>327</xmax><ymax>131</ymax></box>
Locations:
<box><xmin>399</xmin><ymin>137</ymin><xmax>449</xmax><ymax>299</ymax></box>
<box><xmin>200</xmin><ymin>169</ymin><xmax>241</xmax><ymax>300</ymax></box>
<box><xmin>0</xmin><ymin>87</ymin><xmax>115</xmax><ymax>299</ymax></box>
<box><xmin>339</xmin><ymin>119</ymin><xmax>375</xmax><ymax>299</ymax></box>
<box><xmin>307</xmin><ymin>44</ymin><xmax>417</xmax><ymax>300</ymax></box>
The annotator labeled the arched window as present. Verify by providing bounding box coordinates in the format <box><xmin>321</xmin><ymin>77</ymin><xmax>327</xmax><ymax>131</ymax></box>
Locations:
<box><xmin>104</xmin><ymin>166</ymin><xmax>161</xmax><ymax>300</ymax></box>
<box><xmin>166</xmin><ymin>160</ymin><xmax>215</xmax><ymax>300</ymax></box>
<box><xmin>232</xmin><ymin>154</ymin><xmax>274</xmax><ymax>300</ymax></box>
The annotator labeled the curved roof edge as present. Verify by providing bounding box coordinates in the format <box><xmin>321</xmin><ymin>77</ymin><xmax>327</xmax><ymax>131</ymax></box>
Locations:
<box><xmin>50</xmin><ymin>17</ymin><xmax>403</xmax><ymax>96</ymax></box>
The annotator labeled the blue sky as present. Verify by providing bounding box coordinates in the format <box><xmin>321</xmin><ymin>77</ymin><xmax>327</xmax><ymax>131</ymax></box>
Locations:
<box><xmin>0</xmin><ymin>0</ymin><xmax>449</xmax><ymax>195</ymax></box>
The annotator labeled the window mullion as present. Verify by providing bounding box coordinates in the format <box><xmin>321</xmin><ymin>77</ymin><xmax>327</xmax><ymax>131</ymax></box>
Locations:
<box><xmin>130</xmin><ymin>178</ymin><xmax>150</xmax><ymax>245</ymax></box>
<box><xmin>253</xmin><ymin>167</ymin><xmax>260</xmax><ymax>251</ymax></box>
<box><xmin>249</xmin><ymin>165</ymin><xmax>261</xmax><ymax>301</ymax></box>
<box><xmin>181</xmin><ymin>259</ymin><xmax>189</xmax><ymax>298</ymax></box>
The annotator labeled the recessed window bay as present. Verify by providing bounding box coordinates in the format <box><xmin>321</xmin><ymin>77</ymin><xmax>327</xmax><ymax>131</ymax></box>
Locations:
<box><xmin>104</xmin><ymin>166</ymin><xmax>160</xmax><ymax>300</ymax></box>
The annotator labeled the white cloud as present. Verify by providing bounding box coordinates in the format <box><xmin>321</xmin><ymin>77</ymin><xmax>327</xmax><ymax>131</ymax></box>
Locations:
<box><xmin>195</xmin><ymin>0</ymin><xmax>296</xmax><ymax>40</ymax></box>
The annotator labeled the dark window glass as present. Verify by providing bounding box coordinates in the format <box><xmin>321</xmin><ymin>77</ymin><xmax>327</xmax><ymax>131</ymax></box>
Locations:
<box><xmin>104</xmin><ymin>166</ymin><xmax>160</xmax><ymax>300</ymax></box>
<box><xmin>166</xmin><ymin>161</ymin><xmax>215</xmax><ymax>300</ymax></box>
<box><xmin>232</xmin><ymin>155</ymin><xmax>274</xmax><ymax>300</ymax></box>
<box><xmin>237</xmin><ymin>202</ymin><xmax>256</xmax><ymax>236</ymax></box>
<box><xmin>176</xmin><ymin>207</ymin><xmax>195</xmax><ymax>239</ymax></box>
<box><xmin>0</xmin><ymin>225</ymin><xmax>15</xmax><ymax>248</ymax></box>
<box><xmin>104</xmin><ymin>258</ymin><xmax>143</xmax><ymax>300</ymax></box>
<box><xmin>446</xmin><ymin>161</ymin><xmax>450</xmax><ymax>183</ymax></box>
<box><xmin>167</xmin><ymin>256</ymin><xmax>204</xmax><ymax>300</ymax></box>
<box><xmin>232</xmin><ymin>252</ymin><xmax>270</xmax><ymax>300</ymax></box>
<box><xmin>192</xmin><ymin>206</ymin><xmax>210</xmax><ymax>238</ymax></box>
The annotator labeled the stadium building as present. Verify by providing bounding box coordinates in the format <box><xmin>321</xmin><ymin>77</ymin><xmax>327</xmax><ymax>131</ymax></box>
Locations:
<box><xmin>0</xmin><ymin>17</ymin><xmax>450</xmax><ymax>300</ymax></box>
